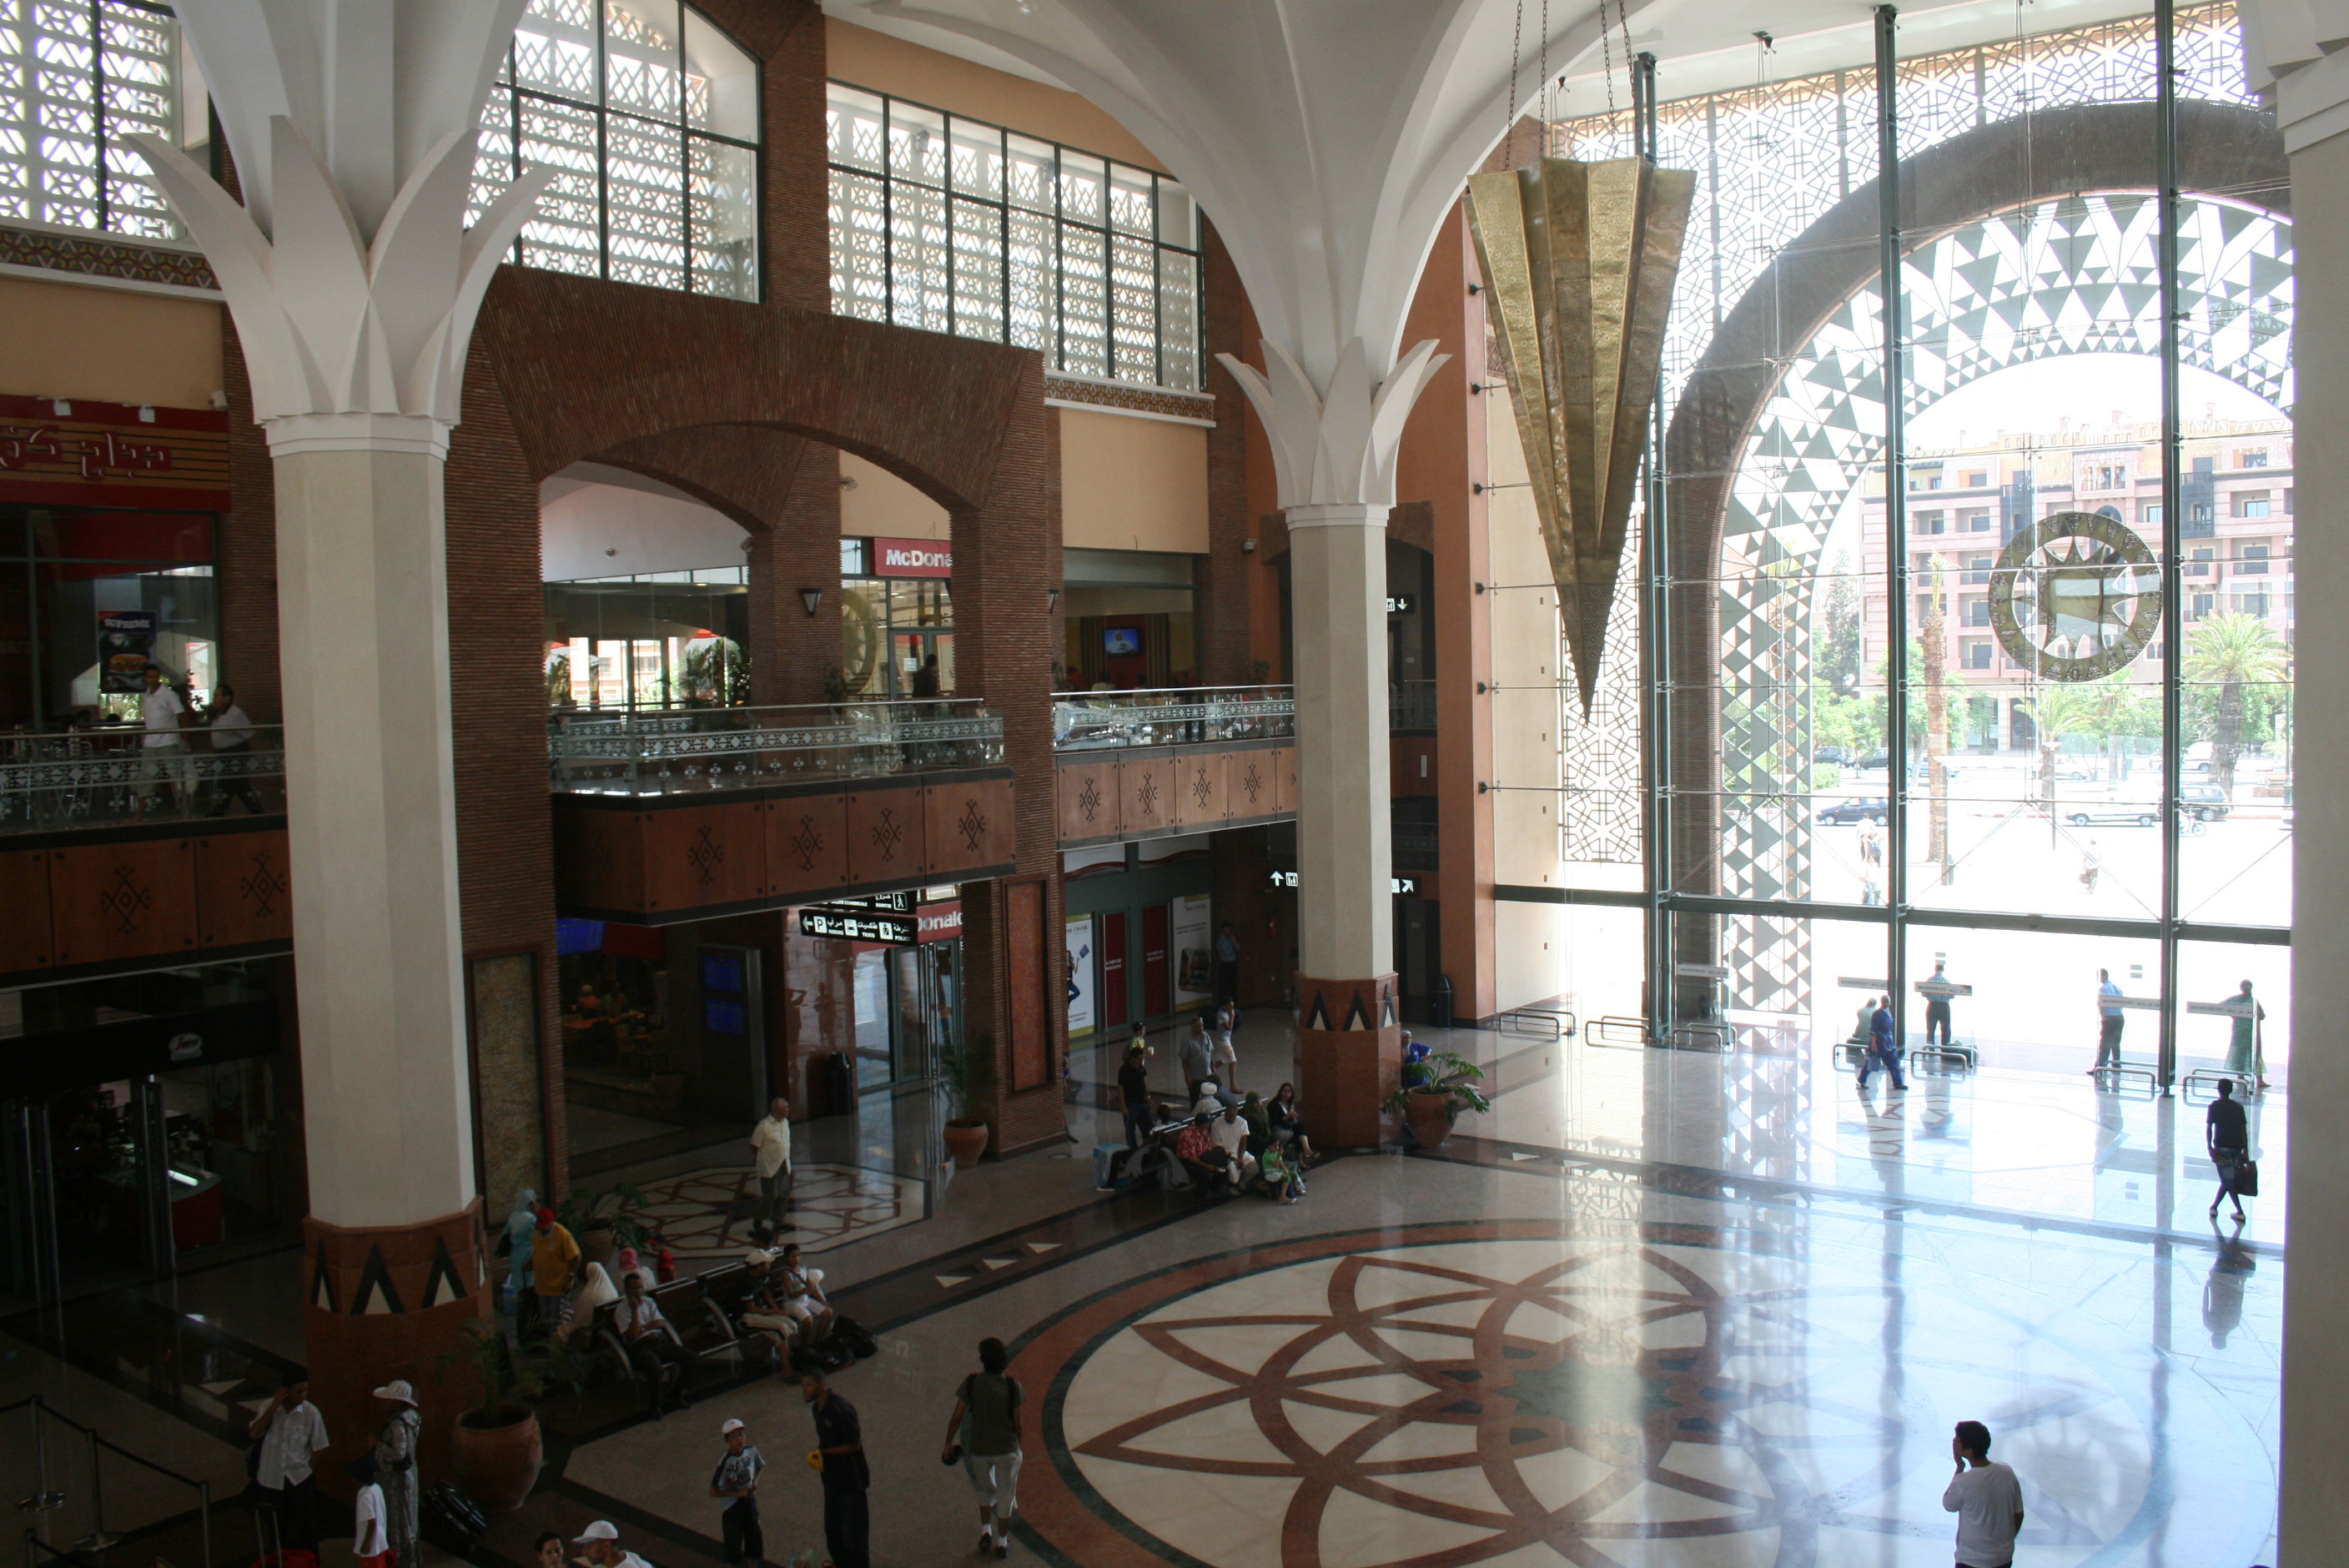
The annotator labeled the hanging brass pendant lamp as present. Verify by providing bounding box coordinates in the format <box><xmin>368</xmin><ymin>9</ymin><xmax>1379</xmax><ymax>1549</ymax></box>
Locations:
<box><xmin>1466</xmin><ymin>154</ymin><xmax>1693</xmax><ymax>716</ymax></box>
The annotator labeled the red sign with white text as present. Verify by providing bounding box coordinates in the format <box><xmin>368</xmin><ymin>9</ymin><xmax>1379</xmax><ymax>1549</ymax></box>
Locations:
<box><xmin>873</xmin><ymin>536</ymin><xmax>953</xmax><ymax>578</ymax></box>
<box><xmin>0</xmin><ymin>395</ymin><xmax>229</xmax><ymax>510</ymax></box>
<box><xmin>917</xmin><ymin>902</ymin><xmax>963</xmax><ymax>942</ymax></box>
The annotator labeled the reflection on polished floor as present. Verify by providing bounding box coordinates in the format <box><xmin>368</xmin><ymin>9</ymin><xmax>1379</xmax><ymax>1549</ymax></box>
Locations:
<box><xmin>5</xmin><ymin>1010</ymin><xmax>2281</xmax><ymax>1568</ymax></box>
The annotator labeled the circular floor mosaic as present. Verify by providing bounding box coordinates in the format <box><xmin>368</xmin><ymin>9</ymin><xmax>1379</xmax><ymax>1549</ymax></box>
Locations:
<box><xmin>1010</xmin><ymin>1219</ymin><xmax>2264</xmax><ymax>1567</ymax></box>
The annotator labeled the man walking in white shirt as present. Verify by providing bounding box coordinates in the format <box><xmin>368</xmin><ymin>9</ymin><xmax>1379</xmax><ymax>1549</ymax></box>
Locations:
<box><xmin>136</xmin><ymin>663</ymin><xmax>186</xmax><ymax>815</ymax></box>
<box><xmin>1942</xmin><ymin>1419</ymin><xmax>2025</xmax><ymax>1568</ymax></box>
<box><xmin>751</xmin><ymin>1097</ymin><xmax>792</xmax><ymax>1229</ymax></box>
<box><xmin>248</xmin><ymin>1369</ymin><xmax>329</xmax><ymax>1550</ymax></box>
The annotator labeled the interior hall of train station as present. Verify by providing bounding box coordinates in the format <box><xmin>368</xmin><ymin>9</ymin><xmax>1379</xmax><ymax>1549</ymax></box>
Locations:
<box><xmin>1</xmin><ymin>0</ymin><xmax>2342</xmax><ymax>1563</ymax></box>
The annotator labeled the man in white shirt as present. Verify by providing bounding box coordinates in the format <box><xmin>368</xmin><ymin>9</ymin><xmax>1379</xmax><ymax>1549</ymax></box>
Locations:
<box><xmin>616</xmin><ymin>1272</ymin><xmax>696</xmax><ymax>1415</ymax></box>
<box><xmin>750</xmin><ymin>1096</ymin><xmax>792</xmax><ymax>1229</ymax></box>
<box><xmin>1942</xmin><ymin>1420</ymin><xmax>2025</xmax><ymax>1568</ymax></box>
<box><xmin>1209</xmin><ymin>1103</ymin><xmax>1257</xmax><ymax>1190</ymax></box>
<box><xmin>204</xmin><ymin>682</ymin><xmax>267</xmax><ymax>816</ymax></box>
<box><xmin>573</xmin><ymin>1520</ymin><xmax>654</xmax><ymax>1568</ymax></box>
<box><xmin>247</xmin><ymin>1370</ymin><xmax>329</xmax><ymax>1549</ymax></box>
<box><xmin>137</xmin><ymin>664</ymin><xmax>186</xmax><ymax>815</ymax></box>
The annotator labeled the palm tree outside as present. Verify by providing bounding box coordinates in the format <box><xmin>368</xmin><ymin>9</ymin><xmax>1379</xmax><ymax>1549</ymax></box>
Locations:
<box><xmin>2184</xmin><ymin>612</ymin><xmax>2290</xmax><ymax>797</ymax></box>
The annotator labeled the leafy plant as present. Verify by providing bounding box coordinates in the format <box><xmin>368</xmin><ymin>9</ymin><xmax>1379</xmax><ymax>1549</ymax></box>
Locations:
<box><xmin>2185</xmin><ymin>611</ymin><xmax>2290</xmax><ymax>797</ymax></box>
<box><xmin>556</xmin><ymin>1181</ymin><xmax>650</xmax><ymax>1251</ymax></box>
<box><xmin>938</xmin><ymin>1029</ymin><xmax>998</xmax><ymax>1126</ymax></box>
<box><xmin>437</xmin><ymin>1320</ymin><xmax>590</xmax><ymax>1428</ymax></box>
<box><xmin>1381</xmin><ymin>1049</ymin><xmax>1492</xmax><ymax>1119</ymax></box>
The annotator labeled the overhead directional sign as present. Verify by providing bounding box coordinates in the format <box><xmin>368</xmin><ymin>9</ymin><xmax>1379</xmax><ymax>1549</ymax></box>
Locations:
<box><xmin>800</xmin><ymin>907</ymin><xmax>917</xmax><ymax>944</ymax></box>
<box><xmin>1915</xmin><ymin>979</ymin><xmax>1973</xmax><ymax>998</ymax></box>
<box><xmin>2186</xmin><ymin>999</ymin><xmax>2261</xmax><ymax>1018</ymax></box>
<box><xmin>1838</xmin><ymin>977</ymin><xmax>1889</xmax><ymax>992</ymax></box>
<box><xmin>1675</xmin><ymin>962</ymin><xmax>1729</xmax><ymax>980</ymax></box>
<box><xmin>2103</xmin><ymin>993</ymin><xmax>2162</xmax><ymax>1010</ymax></box>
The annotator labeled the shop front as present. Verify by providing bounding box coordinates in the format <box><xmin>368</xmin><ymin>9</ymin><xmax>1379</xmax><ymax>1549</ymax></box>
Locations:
<box><xmin>840</xmin><ymin>536</ymin><xmax>956</xmax><ymax>699</ymax></box>
<box><xmin>783</xmin><ymin>890</ymin><xmax>966</xmax><ymax>1104</ymax></box>
<box><xmin>1061</xmin><ymin>837</ymin><xmax>1215</xmax><ymax>1043</ymax></box>
<box><xmin>1</xmin><ymin>961</ymin><xmax>293</xmax><ymax>1306</ymax></box>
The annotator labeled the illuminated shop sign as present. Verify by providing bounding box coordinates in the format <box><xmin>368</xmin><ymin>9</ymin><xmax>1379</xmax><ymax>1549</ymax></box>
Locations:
<box><xmin>873</xmin><ymin>536</ymin><xmax>953</xmax><ymax>578</ymax></box>
<box><xmin>800</xmin><ymin>908</ymin><xmax>917</xmax><ymax>944</ymax></box>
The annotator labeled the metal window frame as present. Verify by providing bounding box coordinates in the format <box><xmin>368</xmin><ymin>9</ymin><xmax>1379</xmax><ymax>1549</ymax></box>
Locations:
<box><xmin>494</xmin><ymin>1</ymin><xmax>765</xmax><ymax>300</ymax></box>
<box><xmin>1613</xmin><ymin>1</ymin><xmax>2287</xmax><ymax>1080</ymax></box>
<box><xmin>822</xmin><ymin>79</ymin><xmax>1205</xmax><ymax>391</ymax></box>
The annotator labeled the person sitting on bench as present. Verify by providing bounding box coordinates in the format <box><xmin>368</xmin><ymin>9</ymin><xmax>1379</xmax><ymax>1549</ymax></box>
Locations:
<box><xmin>614</xmin><ymin>1272</ymin><xmax>696</xmax><ymax>1415</ymax></box>
<box><xmin>776</xmin><ymin>1244</ymin><xmax>837</xmax><ymax>1347</ymax></box>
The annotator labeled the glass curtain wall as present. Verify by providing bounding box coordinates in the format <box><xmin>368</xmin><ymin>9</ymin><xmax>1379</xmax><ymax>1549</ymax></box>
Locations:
<box><xmin>1546</xmin><ymin>3</ymin><xmax>2288</xmax><ymax>1086</ymax></box>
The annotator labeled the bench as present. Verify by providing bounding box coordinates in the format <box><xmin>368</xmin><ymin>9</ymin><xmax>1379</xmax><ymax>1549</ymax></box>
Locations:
<box><xmin>588</xmin><ymin>1275</ymin><xmax>761</xmax><ymax>1400</ymax></box>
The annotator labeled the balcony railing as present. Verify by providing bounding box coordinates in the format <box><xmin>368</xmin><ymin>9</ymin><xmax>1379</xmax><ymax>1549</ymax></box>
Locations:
<box><xmin>1052</xmin><ymin>686</ymin><xmax>1295</xmax><ymax>752</ymax></box>
<box><xmin>0</xmin><ymin>725</ymin><xmax>284</xmax><ymax>833</ymax></box>
<box><xmin>549</xmin><ymin>700</ymin><xmax>1003</xmax><ymax>795</ymax></box>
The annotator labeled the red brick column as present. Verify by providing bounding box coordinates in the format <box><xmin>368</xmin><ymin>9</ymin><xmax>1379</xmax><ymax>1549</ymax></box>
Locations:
<box><xmin>953</xmin><ymin>359</ymin><xmax>1067</xmax><ymax>1156</ymax></box>
<box><xmin>1295</xmin><ymin>973</ymin><xmax>1401</xmax><ymax>1148</ymax></box>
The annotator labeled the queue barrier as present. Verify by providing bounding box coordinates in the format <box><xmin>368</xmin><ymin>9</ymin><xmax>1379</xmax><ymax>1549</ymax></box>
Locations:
<box><xmin>1588</xmin><ymin>1016</ymin><xmax>1649</xmax><ymax>1048</ymax></box>
<box><xmin>1499</xmin><ymin>1008</ymin><xmax>1577</xmax><ymax>1039</ymax></box>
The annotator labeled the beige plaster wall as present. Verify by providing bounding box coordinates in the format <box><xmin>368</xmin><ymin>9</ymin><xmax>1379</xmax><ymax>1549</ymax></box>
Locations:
<box><xmin>840</xmin><ymin>450</ymin><xmax>950</xmax><ymax>540</ymax></box>
<box><xmin>2282</xmin><ymin>123</ymin><xmax>2347</xmax><ymax>1565</ymax></box>
<box><xmin>0</xmin><ymin>274</ymin><xmax>222</xmax><ymax>409</ymax></box>
<box><xmin>825</xmin><ymin>18</ymin><xmax>1165</xmax><ymax>169</ymax></box>
<box><xmin>1484</xmin><ymin>384</ymin><xmax>1572</xmax><ymax>1011</ymax></box>
<box><xmin>1060</xmin><ymin>408</ymin><xmax>1209</xmax><ymax>554</ymax></box>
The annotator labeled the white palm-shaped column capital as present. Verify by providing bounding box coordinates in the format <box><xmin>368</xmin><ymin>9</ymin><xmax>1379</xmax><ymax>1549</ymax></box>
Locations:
<box><xmin>1217</xmin><ymin>338</ymin><xmax>1451</xmax><ymax>515</ymax></box>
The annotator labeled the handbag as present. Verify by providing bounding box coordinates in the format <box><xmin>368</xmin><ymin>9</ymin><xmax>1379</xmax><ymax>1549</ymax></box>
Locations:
<box><xmin>2235</xmin><ymin>1158</ymin><xmax>2259</xmax><ymax>1197</ymax></box>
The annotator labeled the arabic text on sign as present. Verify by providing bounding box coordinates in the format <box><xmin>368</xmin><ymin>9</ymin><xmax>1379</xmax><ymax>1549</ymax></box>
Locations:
<box><xmin>1838</xmin><ymin>977</ymin><xmax>1889</xmax><ymax>991</ymax></box>
<box><xmin>1914</xmin><ymin>980</ymin><xmax>1973</xmax><ymax>997</ymax></box>
<box><xmin>1674</xmin><ymin>963</ymin><xmax>1728</xmax><ymax>980</ymax></box>
<box><xmin>0</xmin><ymin>425</ymin><xmax>174</xmax><ymax>480</ymax></box>
<box><xmin>2186</xmin><ymin>1000</ymin><xmax>2260</xmax><ymax>1018</ymax></box>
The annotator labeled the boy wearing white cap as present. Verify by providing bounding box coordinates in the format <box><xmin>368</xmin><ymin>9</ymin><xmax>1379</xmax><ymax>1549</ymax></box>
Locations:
<box><xmin>572</xmin><ymin>1521</ymin><xmax>651</xmax><ymax>1568</ymax></box>
<box><xmin>709</xmin><ymin>1419</ymin><xmax>766</xmax><ymax>1568</ymax></box>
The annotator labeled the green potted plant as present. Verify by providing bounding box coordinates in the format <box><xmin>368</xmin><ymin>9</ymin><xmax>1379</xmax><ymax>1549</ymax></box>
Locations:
<box><xmin>1381</xmin><ymin>1048</ymin><xmax>1491</xmax><ymax>1149</ymax></box>
<box><xmin>938</xmin><ymin>1030</ymin><xmax>997</xmax><ymax>1166</ymax></box>
<box><xmin>556</xmin><ymin>1181</ymin><xmax>648</xmax><ymax>1270</ymax></box>
<box><xmin>437</xmin><ymin>1322</ymin><xmax>587</xmax><ymax>1511</ymax></box>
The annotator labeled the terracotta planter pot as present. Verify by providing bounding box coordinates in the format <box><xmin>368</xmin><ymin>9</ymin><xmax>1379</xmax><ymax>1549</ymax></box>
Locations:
<box><xmin>943</xmin><ymin>1119</ymin><xmax>990</xmax><ymax>1166</ymax></box>
<box><xmin>579</xmin><ymin>1223</ymin><xmax>616</xmax><ymax>1271</ymax></box>
<box><xmin>1403</xmin><ymin>1089</ymin><xmax>1458</xmax><ymax>1149</ymax></box>
<box><xmin>449</xmin><ymin>1409</ymin><xmax>543</xmax><ymax>1512</ymax></box>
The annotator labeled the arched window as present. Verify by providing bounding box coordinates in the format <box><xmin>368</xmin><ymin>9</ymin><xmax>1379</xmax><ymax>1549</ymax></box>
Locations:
<box><xmin>470</xmin><ymin>0</ymin><xmax>762</xmax><ymax>299</ymax></box>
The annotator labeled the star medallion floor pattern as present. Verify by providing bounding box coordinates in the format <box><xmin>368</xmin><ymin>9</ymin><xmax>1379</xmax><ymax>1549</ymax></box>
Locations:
<box><xmin>1010</xmin><ymin>1217</ymin><xmax>2264</xmax><ymax>1568</ymax></box>
<box><xmin>616</xmin><ymin>1162</ymin><xmax>923</xmax><ymax>1263</ymax></box>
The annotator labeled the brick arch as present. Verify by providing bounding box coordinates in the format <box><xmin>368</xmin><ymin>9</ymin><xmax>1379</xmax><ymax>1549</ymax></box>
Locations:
<box><xmin>479</xmin><ymin>266</ymin><xmax>1038</xmax><ymax>513</ymax></box>
<box><xmin>1661</xmin><ymin>97</ymin><xmax>2286</xmax><ymax>903</ymax></box>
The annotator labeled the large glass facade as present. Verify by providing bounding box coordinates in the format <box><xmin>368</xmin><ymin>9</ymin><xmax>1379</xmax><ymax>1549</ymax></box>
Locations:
<box><xmin>1537</xmin><ymin>3</ymin><xmax>2287</xmax><ymax>1087</ymax></box>
<box><xmin>825</xmin><ymin>84</ymin><xmax>1204</xmax><ymax>390</ymax></box>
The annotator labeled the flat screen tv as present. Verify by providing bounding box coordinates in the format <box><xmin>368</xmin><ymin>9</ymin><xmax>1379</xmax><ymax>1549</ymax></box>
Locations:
<box><xmin>1103</xmin><ymin>626</ymin><xmax>1141</xmax><ymax>656</ymax></box>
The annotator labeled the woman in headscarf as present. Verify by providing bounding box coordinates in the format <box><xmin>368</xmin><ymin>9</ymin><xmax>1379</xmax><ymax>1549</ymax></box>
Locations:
<box><xmin>369</xmin><ymin>1380</ymin><xmax>420</xmax><ymax>1568</ymax></box>
<box><xmin>502</xmin><ymin>1188</ymin><xmax>539</xmax><ymax>1310</ymax></box>
<box><xmin>561</xmin><ymin>1261</ymin><xmax>619</xmax><ymax>1342</ymax></box>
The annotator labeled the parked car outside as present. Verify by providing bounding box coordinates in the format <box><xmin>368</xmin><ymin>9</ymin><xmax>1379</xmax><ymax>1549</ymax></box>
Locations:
<box><xmin>2065</xmin><ymin>802</ymin><xmax>2162</xmax><ymax>827</ymax></box>
<box><xmin>2180</xmin><ymin>783</ymin><xmax>2230</xmax><ymax>821</ymax></box>
<box><xmin>1818</xmin><ymin>797</ymin><xmax>1889</xmax><ymax>825</ymax></box>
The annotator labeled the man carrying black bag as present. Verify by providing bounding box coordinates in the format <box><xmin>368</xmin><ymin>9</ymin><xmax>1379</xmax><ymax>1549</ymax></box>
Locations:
<box><xmin>2206</xmin><ymin>1078</ymin><xmax>2252</xmax><ymax>1224</ymax></box>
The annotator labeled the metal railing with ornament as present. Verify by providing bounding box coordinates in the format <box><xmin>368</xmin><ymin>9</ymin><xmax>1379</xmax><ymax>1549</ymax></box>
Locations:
<box><xmin>1050</xmin><ymin>686</ymin><xmax>1295</xmax><ymax>753</ymax></box>
<box><xmin>0</xmin><ymin>723</ymin><xmax>284</xmax><ymax>833</ymax></box>
<box><xmin>548</xmin><ymin>699</ymin><xmax>1004</xmax><ymax>794</ymax></box>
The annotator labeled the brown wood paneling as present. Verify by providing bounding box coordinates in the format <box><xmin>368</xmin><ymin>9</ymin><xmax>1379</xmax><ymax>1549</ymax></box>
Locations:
<box><xmin>1121</xmin><ymin>753</ymin><xmax>1175</xmax><ymax>837</ymax></box>
<box><xmin>1006</xmin><ymin>876</ymin><xmax>1049</xmax><ymax>1090</ymax></box>
<box><xmin>0</xmin><ymin>849</ymin><xmax>54</xmax><ymax>972</ymax></box>
<box><xmin>1230</xmin><ymin>750</ymin><xmax>1279</xmax><ymax>820</ymax></box>
<box><xmin>644</xmin><ymin>801</ymin><xmax>767</xmax><ymax>914</ymax></box>
<box><xmin>846</xmin><ymin>783</ymin><xmax>926</xmax><ymax>887</ymax></box>
<box><xmin>1270</xmin><ymin>746</ymin><xmax>1299</xmax><ymax>814</ymax></box>
<box><xmin>552</xmin><ymin>806</ymin><xmax>650</xmax><ymax>913</ymax></box>
<box><xmin>194</xmin><ymin>830</ymin><xmax>294</xmax><ymax>948</ymax></box>
<box><xmin>1171</xmin><ymin>750</ymin><xmax>1229</xmax><ymax>827</ymax></box>
<box><xmin>925</xmin><ymin>774</ymin><xmax>1018</xmax><ymax>878</ymax></box>
<box><xmin>767</xmin><ymin>792</ymin><xmax>851</xmax><ymax>897</ymax></box>
<box><xmin>49</xmin><ymin>838</ymin><xmax>198</xmax><ymax>967</ymax></box>
<box><xmin>1054</xmin><ymin>758</ymin><xmax>1120</xmax><ymax>841</ymax></box>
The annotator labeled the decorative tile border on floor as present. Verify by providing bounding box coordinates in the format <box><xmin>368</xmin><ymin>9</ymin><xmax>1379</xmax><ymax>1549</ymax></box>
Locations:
<box><xmin>1422</xmin><ymin>1133</ymin><xmax>2285</xmax><ymax>1258</ymax></box>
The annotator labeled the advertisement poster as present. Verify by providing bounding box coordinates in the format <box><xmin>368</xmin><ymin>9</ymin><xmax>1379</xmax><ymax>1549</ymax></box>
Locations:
<box><xmin>98</xmin><ymin>609</ymin><xmax>156</xmax><ymax>693</ymax></box>
<box><xmin>1064</xmin><ymin>914</ymin><xmax>1097</xmax><ymax>1037</ymax></box>
<box><xmin>1171</xmin><ymin>893</ymin><xmax>1214</xmax><ymax>1010</ymax></box>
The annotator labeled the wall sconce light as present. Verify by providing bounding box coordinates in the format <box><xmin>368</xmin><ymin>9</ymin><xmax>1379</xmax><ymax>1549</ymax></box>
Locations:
<box><xmin>1046</xmin><ymin>588</ymin><xmax>1061</xmax><ymax>612</ymax></box>
<box><xmin>1241</xmin><ymin>538</ymin><xmax>1258</xmax><ymax>552</ymax></box>
<box><xmin>799</xmin><ymin>587</ymin><xmax>823</xmax><ymax>616</ymax></box>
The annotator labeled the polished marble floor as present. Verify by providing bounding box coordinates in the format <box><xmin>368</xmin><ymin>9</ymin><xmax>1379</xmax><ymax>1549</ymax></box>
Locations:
<box><xmin>3</xmin><ymin>1009</ymin><xmax>2284</xmax><ymax>1568</ymax></box>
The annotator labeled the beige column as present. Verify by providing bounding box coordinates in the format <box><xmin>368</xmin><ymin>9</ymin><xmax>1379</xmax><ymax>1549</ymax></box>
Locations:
<box><xmin>2281</xmin><ymin>121</ymin><xmax>2348</xmax><ymax>1567</ymax></box>
<box><xmin>269</xmin><ymin>429</ymin><xmax>475</xmax><ymax>1225</ymax></box>
<box><xmin>1286</xmin><ymin>503</ymin><xmax>1402</xmax><ymax>1145</ymax></box>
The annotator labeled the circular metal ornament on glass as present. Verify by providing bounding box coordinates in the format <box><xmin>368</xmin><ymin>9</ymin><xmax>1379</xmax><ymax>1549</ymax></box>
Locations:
<box><xmin>1986</xmin><ymin>509</ymin><xmax>2163</xmax><ymax>681</ymax></box>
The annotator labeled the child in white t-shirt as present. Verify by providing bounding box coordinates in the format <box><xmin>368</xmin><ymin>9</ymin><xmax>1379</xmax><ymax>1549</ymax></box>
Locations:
<box><xmin>350</xmin><ymin>1454</ymin><xmax>391</xmax><ymax>1568</ymax></box>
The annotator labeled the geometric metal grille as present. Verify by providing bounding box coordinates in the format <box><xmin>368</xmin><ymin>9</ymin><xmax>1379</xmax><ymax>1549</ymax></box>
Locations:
<box><xmin>0</xmin><ymin>0</ymin><xmax>184</xmax><ymax>239</ymax></box>
<box><xmin>468</xmin><ymin>0</ymin><xmax>762</xmax><ymax>300</ymax></box>
<box><xmin>825</xmin><ymin>83</ymin><xmax>1205</xmax><ymax>391</ymax></box>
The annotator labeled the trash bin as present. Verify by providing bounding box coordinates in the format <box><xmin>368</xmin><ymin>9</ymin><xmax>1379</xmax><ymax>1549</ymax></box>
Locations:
<box><xmin>1432</xmin><ymin>974</ymin><xmax>1454</xmax><ymax>1032</ymax></box>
